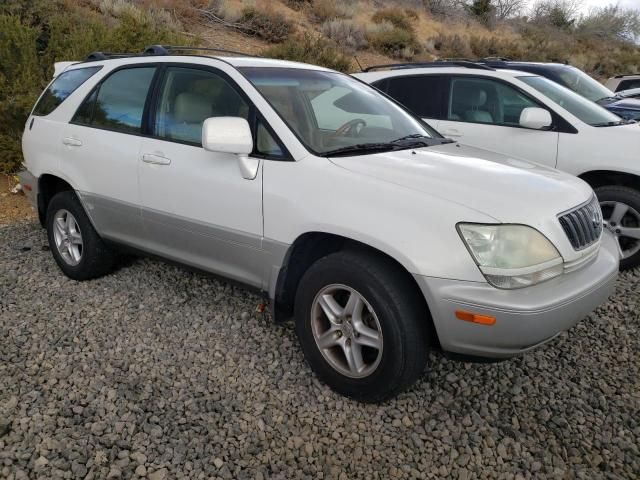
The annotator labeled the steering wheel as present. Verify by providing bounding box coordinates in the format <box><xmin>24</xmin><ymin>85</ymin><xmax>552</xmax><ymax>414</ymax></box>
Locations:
<box><xmin>331</xmin><ymin>119</ymin><xmax>367</xmax><ymax>138</ymax></box>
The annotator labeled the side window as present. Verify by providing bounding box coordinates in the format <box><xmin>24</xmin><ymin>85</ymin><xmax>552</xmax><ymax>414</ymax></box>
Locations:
<box><xmin>385</xmin><ymin>75</ymin><xmax>445</xmax><ymax>119</ymax></box>
<box><xmin>33</xmin><ymin>66</ymin><xmax>101</xmax><ymax>116</ymax></box>
<box><xmin>619</xmin><ymin>79</ymin><xmax>640</xmax><ymax>91</ymax></box>
<box><xmin>256</xmin><ymin>120</ymin><xmax>284</xmax><ymax>158</ymax></box>
<box><xmin>154</xmin><ymin>67</ymin><xmax>249</xmax><ymax>145</ymax></box>
<box><xmin>73</xmin><ymin>67</ymin><xmax>156</xmax><ymax>134</ymax></box>
<box><xmin>447</xmin><ymin>77</ymin><xmax>542</xmax><ymax>126</ymax></box>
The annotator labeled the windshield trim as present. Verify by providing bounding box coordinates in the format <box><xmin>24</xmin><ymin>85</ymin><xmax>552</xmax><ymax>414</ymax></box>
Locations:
<box><xmin>237</xmin><ymin>67</ymin><xmax>443</xmax><ymax>158</ymax></box>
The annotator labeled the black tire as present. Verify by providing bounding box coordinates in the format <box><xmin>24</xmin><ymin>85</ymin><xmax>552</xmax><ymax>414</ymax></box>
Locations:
<box><xmin>595</xmin><ymin>185</ymin><xmax>640</xmax><ymax>271</ymax></box>
<box><xmin>46</xmin><ymin>190</ymin><xmax>115</xmax><ymax>280</ymax></box>
<box><xmin>294</xmin><ymin>249</ymin><xmax>429</xmax><ymax>403</ymax></box>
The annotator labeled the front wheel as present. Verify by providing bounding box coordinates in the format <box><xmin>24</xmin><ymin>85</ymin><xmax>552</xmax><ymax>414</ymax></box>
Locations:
<box><xmin>294</xmin><ymin>250</ymin><xmax>429</xmax><ymax>403</ymax></box>
<box><xmin>596</xmin><ymin>186</ymin><xmax>640</xmax><ymax>271</ymax></box>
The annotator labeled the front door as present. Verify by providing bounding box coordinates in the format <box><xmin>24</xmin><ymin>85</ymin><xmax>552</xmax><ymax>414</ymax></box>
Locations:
<box><xmin>138</xmin><ymin>65</ymin><xmax>264</xmax><ymax>287</ymax></box>
<box><xmin>436</xmin><ymin>76</ymin><xmax>559</xmax><ymax>167</ymax></box>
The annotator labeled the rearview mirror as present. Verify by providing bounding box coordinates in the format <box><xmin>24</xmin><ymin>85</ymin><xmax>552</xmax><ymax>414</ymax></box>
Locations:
<box><xmin>202</xmin><ymin>117</ymin><xmax>259</xmax><ymax>180</ymax></box>
<box><xmin>202</xmin><ymin>117</ymin><xmax>253</xmax><ymax>155</ymax></box>
<box><xmin>519</xmin><ymin>107</ymin><xmax>552</xmax><ymax>130</ymax></box>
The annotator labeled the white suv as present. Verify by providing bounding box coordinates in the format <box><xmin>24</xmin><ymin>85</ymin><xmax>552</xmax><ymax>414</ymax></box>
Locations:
<box><xmin>355</xmin><ymin>63</ymin><xmax>640</xmax><ymax>269</ymax></box>
<box><xmin>20</xmin><ymin>48</ymin><xmax>618</xmax><ymax>402</ymax></box>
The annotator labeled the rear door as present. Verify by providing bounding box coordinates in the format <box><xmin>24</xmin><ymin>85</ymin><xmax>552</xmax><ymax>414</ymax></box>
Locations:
<box><xmin>435</xmin><ymin>75</ymin><xmax>559</xmax><ymax>167</ymax></box>
<box><xmin>62</xmin><ymin>65</ymin><xmax>157</xmax><ymax>245</ymax></box>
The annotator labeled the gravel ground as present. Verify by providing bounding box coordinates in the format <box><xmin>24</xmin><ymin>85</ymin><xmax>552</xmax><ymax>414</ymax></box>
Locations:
<box><xmin>1</xmin><ymin>221</ymin><xmax>639</xmax><ymax>480</ymax></box>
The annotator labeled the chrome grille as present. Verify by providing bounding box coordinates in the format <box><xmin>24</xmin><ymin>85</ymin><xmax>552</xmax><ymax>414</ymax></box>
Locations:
<box><xmin>558</xmin><ymin>196</ymin><xmax>603</xmax><ymax>251</ymax></box>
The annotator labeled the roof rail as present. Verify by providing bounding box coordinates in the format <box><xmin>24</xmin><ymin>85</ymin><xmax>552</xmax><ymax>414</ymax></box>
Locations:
<box><xmin>480</xmin><ymin>57</ymin><xmax>512</xmax><ymax>62</ymax></box>
<box><xmin>84</xmin><ymin>45</ymin><xmax>257</xmax><ymax>63</ymax></box>
<box><xmin>614</xmin><ymin>74</ymin><xmax>640</xmax><ymax>78</ymax></box>
<box><xmin>363</xmin><ymin>60</ymin><xmax>495</xmax><ymax>72</ymax></box>
<box><xmin>84</xmin><ymin>51</ymin><xmax>138</xmax><ymax>62</ymax></box>
<box><xmin>143</xmin><ymin>45</ymin><xmax>257</xmax><ymax>57</ymax></box>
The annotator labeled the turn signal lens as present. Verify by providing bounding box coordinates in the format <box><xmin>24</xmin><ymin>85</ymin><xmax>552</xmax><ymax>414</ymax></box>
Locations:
<box><xmin>455</xmin><ymin>310</ymin><xmax>496</xmax><ymax>326</ymax></box>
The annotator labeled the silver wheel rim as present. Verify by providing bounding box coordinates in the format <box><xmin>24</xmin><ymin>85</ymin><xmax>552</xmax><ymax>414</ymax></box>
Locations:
<box><xmin>53</xmin><ymin>209</ymin><xmax>83</xmax><ymax>266</ymax></box>
<box><xmin>601</xmin><ymin>201</ymin><xmax>640</xmax><ymax>259</ymax></box>
<box><xmin>311</xmin><ymin>284</ymin><xmax>383</xmax><ymax>379</ymax></box>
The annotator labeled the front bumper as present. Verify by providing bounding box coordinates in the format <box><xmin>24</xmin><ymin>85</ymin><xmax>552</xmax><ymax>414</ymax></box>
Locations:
<box><xmin>415</xmin><ymin>231</ymin><xmax>619</xmax><ymax>358</ymax></box>
<box><xmin>17</xmin><ymin>168</ymin><xmax>38</xmax><ymax>209</ymax></box>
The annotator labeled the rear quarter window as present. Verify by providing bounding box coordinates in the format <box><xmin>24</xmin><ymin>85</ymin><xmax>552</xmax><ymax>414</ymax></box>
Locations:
<box><xmin>32</xmin><ymin>66</ymin><xmax>102</xmax><ymax>116</ymax></box>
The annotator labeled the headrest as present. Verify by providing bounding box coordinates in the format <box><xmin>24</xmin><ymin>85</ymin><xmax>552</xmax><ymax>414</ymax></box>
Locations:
<box><xmin>174</xmin><ymin>92</ymin><xmax>212</xmax><ymax>124</ymax></box>
<box><xmin>454</xmin><ymin>87</ymin><xmax>487</xmax><ymax>108</ymax></box>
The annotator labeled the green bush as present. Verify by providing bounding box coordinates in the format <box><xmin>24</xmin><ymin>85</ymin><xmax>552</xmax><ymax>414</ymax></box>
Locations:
<box><xmin>239</xmin><ymin>7</ymin><xmax>294</xmax><ymax>43</ymax></box>
<box><xmin>367</xmin><ymin>24</ymin><xmax>419</xmax><ymax>59</ymax></box>
<box><xmin>262</xmin><ymin>34</ymin><xmax>352</xmax><ymax>72</ymax></box>
<box><xmin>368</xmin><ymin>8</ymin><xmax>418</xmax><ymax>59</ymax></box>
<box><xmin>0</xmin><ymin>1</ymin><xmax>190</xmax><ymax>174</ymax></box>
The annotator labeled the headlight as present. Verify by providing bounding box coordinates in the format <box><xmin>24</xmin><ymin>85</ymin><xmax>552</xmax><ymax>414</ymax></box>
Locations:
<box><xmin>458</xmin><ymin>224</ymin><xmax>563</xmax><ymax>289</ymax></box>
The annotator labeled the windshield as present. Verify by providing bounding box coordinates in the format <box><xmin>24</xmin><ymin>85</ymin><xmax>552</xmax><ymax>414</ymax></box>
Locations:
<box><xmin>555</xmin><ymin>66</ymin><xmax>614</xmax><ymax>102</ymax></box>
<box><xmin>519</xmin><ymin>76</ymin><xmax>623</xmax><ymax>127</ymax></box>
<box><xmin>240</xmin><ymin>67</ymin><xmax>441</xmax><ymax>156</ymax></box>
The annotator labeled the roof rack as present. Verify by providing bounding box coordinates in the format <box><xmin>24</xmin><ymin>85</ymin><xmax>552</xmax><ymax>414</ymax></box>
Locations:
<box><xmin>84</xmin><ymin>51</ymin><xmax>138</xmax><ymax>62</ymax></box>
<box><xmin>479</xmin><ymin>57</ymin><xmax>512</xmax><ymax>62</ymax></box>
<box><xmin>363</xmin><ymin>60</ymin><xmax>495</xmax><ymax>72</ymax></box>
<box><xmin>84</xmin><ymin>44</ymin><xmax>256</xmax><ymax>62</ymax></box>
<box><xmin>143</xmin><ymin>45</ymin><xmax>258</xmax><ymax>57</ymax></box>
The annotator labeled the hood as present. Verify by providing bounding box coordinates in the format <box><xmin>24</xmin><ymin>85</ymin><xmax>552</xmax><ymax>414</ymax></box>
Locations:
<box><xmin>329</xmin><ymin>143</ymin><xmax>594</xmax><ymax>224</ymax></box>
<box><xmin>603</xmin><ymin>97</ymin><xmax>640</xmax><ymax>114</ymax></box>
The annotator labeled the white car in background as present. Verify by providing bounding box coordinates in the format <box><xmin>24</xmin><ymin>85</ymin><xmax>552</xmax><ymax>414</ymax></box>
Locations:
<box><xmin>356</xmin><ymin>63</ymin><xmax>640</xmax><ymax>269</ymax></box>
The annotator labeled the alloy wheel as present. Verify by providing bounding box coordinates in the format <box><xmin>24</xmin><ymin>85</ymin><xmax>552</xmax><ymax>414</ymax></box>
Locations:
<box><xmin>601</xmin><ymin>201</ymin><xmax>640</xmax><ymax>259</ymax></box>
<box><xmin>53</xmin><ymin>209</ymin><xmax>83</xmax><ymax>266</ymax></box>
<box><xmin>310</xmin><ymin>284</ymin><xmax>383</xmax><ymax>378</ymax></box>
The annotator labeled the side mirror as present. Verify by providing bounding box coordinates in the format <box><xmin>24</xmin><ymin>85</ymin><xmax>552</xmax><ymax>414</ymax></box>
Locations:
<box><xmin>202</xmin><ymin>117</ymin><xmax>253</xmax><ymax>154</ymax></box>
<box><xmin>519</xmin><ymin>107</ymin><xmax>552</xmax><ymax>130</ymax></box>
<box><xmin>202</xmin><ymin>117</ymin><xmax>259</xmax><ymax>180</ymax></box>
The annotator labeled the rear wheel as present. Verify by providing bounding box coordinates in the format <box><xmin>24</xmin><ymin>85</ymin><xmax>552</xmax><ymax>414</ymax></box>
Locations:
<box><xmin>596</xmin><ymin>186</ymin><xmax>640</xmax><ymax>270</ymax></box>
<box><xmin>294</xmin><ymin>250</ymin><xmax>429</xmax><ymax>403</ymax></box>
<box><xmin>46</xmin><ymin>191</ymin><xmax>115</xmax><ymax>280</ymax></box>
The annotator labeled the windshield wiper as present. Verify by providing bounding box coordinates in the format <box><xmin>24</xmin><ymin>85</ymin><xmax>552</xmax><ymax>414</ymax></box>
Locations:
<box><xmin>324</xmin><ymin>143</ymin><xmax>403</xmax><ymax>157</ymax></box>
<box><xmin>391</xmin><ymin>134</ymin><xmax>456</xmax><ymax>146</ymax></box>
<box><xmin>591</xmin><ymin>120</ymin><xmax>630</xmax><ymax>127</ymax></box>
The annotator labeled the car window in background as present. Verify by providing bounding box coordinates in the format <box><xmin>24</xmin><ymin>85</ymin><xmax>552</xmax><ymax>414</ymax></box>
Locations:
<box><xmin>619</xmin><ymin>79</ymin><xmax>640</xmax><ymax>92</ymax></box>
<box><xmin>555</xmin><ymin>66</ymin><xmax>614</xmax><ymax>102</ymax></box>
<box><xmin>241</xmin><ymin>67</ymin><xmax>440</xmax><ymax>156</ymax></box>
<box><xmin>33</xmin><ymin>66</ymin><xmax>102</xmax><ymax>116</ymax></box>
<box><xmin>154</xmin><ymin>67</ymin><xmax>249</xmax><ymax>145</ymax></box>
<box><xmin>447</xmin><ymin>77</ymin><xmax>540</xmax><ymax>126</ymax></box>
<box><xmin>520</xmin><ymin>75</ymin><xmax>623</xmax><ymax>127</ymax></box>
<box><xmin>379</xmin><ymin>75</ymin><xmax>446</xmax><ymax>119</ymax></box>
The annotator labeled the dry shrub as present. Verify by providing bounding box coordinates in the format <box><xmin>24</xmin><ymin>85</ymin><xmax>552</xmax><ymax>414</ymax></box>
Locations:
<box><xmin>309</xmin><ymin>0</ymin><xmax>354</xmax><ymax>23</ymax></box>
<box><xmin>239</xmin><ymin>7</ymin><xmax>294</xmax><ymax>42</ymax></box>
<box><xmin>321</xmin><ymin>19</ymin><xmax>367</xmax><ymax>52</ymax></box>
<box><xmin>283</xmin><ymin>0</ymin><xmax>310</xmax><ymax>11</ymax></box>
<box><xmin>430</xmin><ymin>33</ymin><xmax>473</xmax><ymax>59</ymax></box>
<box><xmin>372</xmin><ymin>7</ymin><xmax>413</xmax><ymax>31</ymax></box>
<box><xmin>263</xmin><ymin>33</ymin><xmax>352</xmax><ymax>72</ymax></box>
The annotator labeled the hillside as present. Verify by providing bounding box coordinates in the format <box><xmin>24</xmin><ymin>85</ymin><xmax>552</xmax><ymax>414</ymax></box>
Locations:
<box><xmin>1</xmin><ymin>0</ymin><xmax>639</xmax><ymax>173</ymax></box>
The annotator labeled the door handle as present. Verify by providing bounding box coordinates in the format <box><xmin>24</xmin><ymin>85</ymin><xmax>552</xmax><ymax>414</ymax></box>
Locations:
<box><xmin>62</xmin><ymin>137</ymin><xmax>83</xmax><ymax>147</ymax></box>
<box><xmin>441</xmin><ymin>129</ymin><xmax>462</xmax><ymax>138</ymax></box>
<box><xmin>142</xmin><ymin>153</ymin><xmax>171</xmax><ymax>166</ymax></box>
